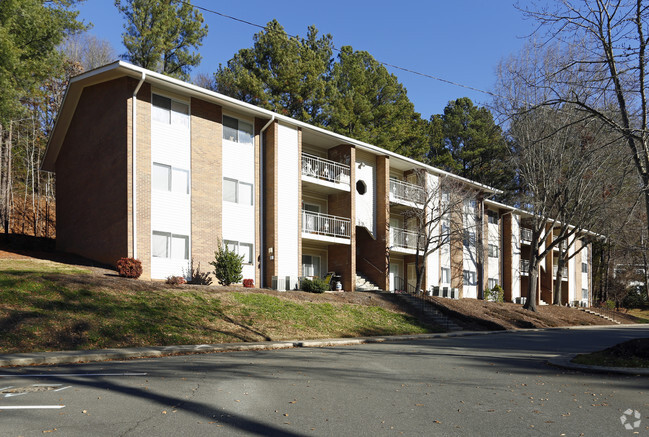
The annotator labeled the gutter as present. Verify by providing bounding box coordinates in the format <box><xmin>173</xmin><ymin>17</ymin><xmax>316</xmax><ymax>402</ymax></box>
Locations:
<box><xmin>259</xmin><ymin>116</ymin><xmax>275</xmax><ymax>287</ymax></box>
<box><xmin>132</xmin><ymin>72</ymin><xmax>146</xmax><ymax>259</ymax></box>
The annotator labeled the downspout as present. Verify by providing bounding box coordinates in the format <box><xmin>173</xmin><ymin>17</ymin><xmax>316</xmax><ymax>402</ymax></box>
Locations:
<box><xmin>132</xmin><ymin>72</ymin><xmax>146</xmax><ymax>259</ymax></box>
<box><xmin>259</xmin><ymin>116</ymin><xmax>275</xmax><ymax>287</ymax></box>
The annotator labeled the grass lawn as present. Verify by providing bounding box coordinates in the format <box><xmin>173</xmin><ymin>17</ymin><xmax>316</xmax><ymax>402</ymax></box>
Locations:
<box><xmin>0</xmin><ymin>263</ymin><xmax>433</xmax><ymax>354</ymax></box>
<box><xmin>627</xmin><ymin>309</ymin><xmax>649</xmax><ymax>324</ymax></box>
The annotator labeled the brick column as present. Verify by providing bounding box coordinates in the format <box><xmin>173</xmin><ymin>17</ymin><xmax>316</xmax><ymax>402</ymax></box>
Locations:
<box><xmin>190</xmin><ymin>97</ymin><xmax>222</xmax><ymax>279</ymax></box>
<box><xmin>262</xmin><ymin>121</ymin><xmax>279</xmax><ymax>288</ymax></box>
<box><xmin>540</xmin><ymin>224</ymin><xmax>554</xmax><ymax>304</ymax></box>
<box><xmin>502</xmin><ymin>213</ymin><xmax>513</xmax><ymax>302</ymax></box>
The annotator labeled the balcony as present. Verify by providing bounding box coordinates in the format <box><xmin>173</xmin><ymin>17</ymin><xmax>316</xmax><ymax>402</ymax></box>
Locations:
<box><xmin>301</xmin><ymin>153</ymin><xmax>350</xmax><ymax>192</ymax></box>
<box><xmin>520</xmin><ymin>259</ymin><xmax>530</xmax><ymax>275</ymax></box>
<box><xmin>553</xmin><ymin>239</ymin><xmax>568</xmax><ymax>251</ymax></box>
<box><xmin>390</xmin><ymin>227</ymin><xmax>422</xmax><ymax>254</ymax></box>
<box><xmin>302</xmin><ymin>210</ymin><xmax>351</xmax><ymax>244</ymax></box>
<box><xmin>389</xmin><ymin>177</ymin><xmax>425</xmax><ymax>207</ymax></box>
<box><xmin>553</xmin><ymin>265</ymin><xmax>568</xmax><ymax>280</ymax></box>
<box><xmin>521</xmin><ymin>228</ymin><xmax>532</xmax><ymax>244</ymax></box>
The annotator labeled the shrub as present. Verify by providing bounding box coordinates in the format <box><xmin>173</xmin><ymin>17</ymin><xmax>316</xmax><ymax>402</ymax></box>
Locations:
<box><xmin>605</xmin><ymin>299</ymin><xmax>616</xmax><ymax>310</ymax></box>
<box><xmin>486</xmin><ymin>284</ymin><xmax>504</xmax><ymax>303</ymax></box>
<box><xmin>210</xmin><ymin>242</ymin><xmax>243</xmax><ymax>286</ymax></box>
<box><xmin>166</xmin><ymin>275</ymin><xmax>187</xmax><ymax>285</ymax></box>
<box><xmin>116</xmin><ymin>257</ymin><xmax>142</xmax><ymax>279</ymax></box>
<box><xmin>184</xmin><ymin>258</ymin><xmax>213</xmax><ymax>285</ymax></box>
<box><xmin>301</xmin><ymin>277</ymin><xmax>328</xmax><ymax>293</ymax></box>
<box><xmin>623</xmin><ymin>287</ymin><xmax>649</xmax><ymax>309</ymax></box>
<box><xmin>243</xmin><ymin>279</ymin><xmax>254</xmax><ymax>288</ymax></box>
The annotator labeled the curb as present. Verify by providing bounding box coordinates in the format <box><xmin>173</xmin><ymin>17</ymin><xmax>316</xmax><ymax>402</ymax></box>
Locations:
<box><xmin>547</xmin><ymin>354</ymin><xmax>649</xmax><ymax>376</ymax></box>
<box><xmin>0</xmin><ymin>331</ymin><xmax>498</xmax><ymax>368</ymax></box>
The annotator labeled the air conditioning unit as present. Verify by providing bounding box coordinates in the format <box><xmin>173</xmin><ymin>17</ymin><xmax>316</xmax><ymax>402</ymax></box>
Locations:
<box><xmin>514</xmin><ymin>297</ymin><xmax>527</xmax><ymax>305</ymax></box>
<box><xmin>442</xmin><ymin>286</ymin><xmax>449</xmax><ymax>298</ymax></box>
<box><xmin>430</xmin><ymin>286</ymin><xmax>440</xmax><ymax>297</ymax></box>
<box><xmin>450</xmin><ymin>288</ymin><xmax>459</xmax><ymax>299</ymax></box>
<box><xmin>272</xmin><ymin>276</ymin><xmax>286</xmax><ymax>291</ymax></box>
<box><xmin>286</xmin><ymin>276</ymin><xmax>299</xmax><ymax>291</ymax></box>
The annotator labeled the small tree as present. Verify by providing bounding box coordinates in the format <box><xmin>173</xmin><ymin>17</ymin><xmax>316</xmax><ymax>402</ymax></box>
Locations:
<box><xmin>210</xmin><ymin>242</ymin><xmax>243</xmax><ymax>286</ymax></box>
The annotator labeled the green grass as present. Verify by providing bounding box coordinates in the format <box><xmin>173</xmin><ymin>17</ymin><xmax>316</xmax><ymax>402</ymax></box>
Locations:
<box><xmin>0</xmin><ymin>259</ymin><xmax>90</xmax><ymax>275</ymax></box>
<box><xmin>0</xmin><ymin>267</ymin><xmax>433</xmax><ymax>354</ymax></box>
<box><xmin>627</xmin><ymin>309</ymin><xmax>649</xmax><ymax>324</ymax></box>
<box><xmin>572</xmin><ymin>351</ymin><xmax>649</xmax><ymax>368</ymax></box>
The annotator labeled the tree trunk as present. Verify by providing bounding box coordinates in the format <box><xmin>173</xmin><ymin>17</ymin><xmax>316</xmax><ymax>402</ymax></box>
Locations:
<box><xmin>524</xmin><ymin>263</ymin><xmax>539</xmax><ymax>312</ymax></box>
<box><xmin>553</xmin><ymin>253</ymin><xmax>566</xmax><ymax>305</ymax></box>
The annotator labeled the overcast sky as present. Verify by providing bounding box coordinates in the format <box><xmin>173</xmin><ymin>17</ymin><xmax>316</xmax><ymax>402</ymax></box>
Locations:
<box><xmin>77</xmin><ymin>1</ymin><xmax>538</xmax><ymax>120</ymax></box>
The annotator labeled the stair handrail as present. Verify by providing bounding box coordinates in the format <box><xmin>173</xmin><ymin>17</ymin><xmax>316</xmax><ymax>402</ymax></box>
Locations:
<box><xmin>361</xmin><ymin>257</ymin><xmax>383</xmax><ymax>274</ymax></box>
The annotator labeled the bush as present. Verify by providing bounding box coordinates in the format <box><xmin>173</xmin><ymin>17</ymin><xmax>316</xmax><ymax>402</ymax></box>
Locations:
<box><xmin>243</xmin><ymin>279</ymin><xmax>254</xmax><ymax>288</ymax></box>
<box><xmin>116</xmin><ymin>257</ymin><xmax>142</xmax><ymax>279</ymax></box>
<box><xmin>623</xmin><ymin>287</ymin><xmax>649</xmax><ymax>309</ymax></box>
<box><xmin>486</xmin><ymin>284</ymin><xmax>504</xmax><ymax>303</ymax></box>
<box><xmin>184</xmin><ymin>258</ymin><xmax>213</xmax><ymax>285</ymax></box>
<box><xmin>605</xmin><ymin>299</ymin><xmax>616</xmax><ymax>310</ymax></box>
<box><xmin>301</xmin><ymin>277</ymin><xmax>329</xmax><ymax>293</ymax></box>
<box><xmin>166</xmin><ymin>275</ymin><xmax>187</xmax><ymax>285</ymax></box>
<box><xmin>210</xmin><ymin>242</ymin><xmax>243</xmax><ymax>286</ymax></box>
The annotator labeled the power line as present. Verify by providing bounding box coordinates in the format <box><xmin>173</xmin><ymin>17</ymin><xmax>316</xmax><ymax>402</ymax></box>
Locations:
<box><xmin>186</xmin><ymin>1</ymin><xmax>495</xmax><ymax>98</ymax></box>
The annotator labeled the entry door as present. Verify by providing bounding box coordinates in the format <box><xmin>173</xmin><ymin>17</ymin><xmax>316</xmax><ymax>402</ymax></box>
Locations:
<box><xmin>389</xmin><ymin>263</ymin><xmax>399</xmax><ymax>292</ymax></box>
<box><xmin>407</xmin><ymin>263</ymin><xmax>416</xmax><ymax>291</ymax></box>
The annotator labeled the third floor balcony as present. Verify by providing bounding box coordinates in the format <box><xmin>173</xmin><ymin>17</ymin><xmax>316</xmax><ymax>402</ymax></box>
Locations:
<box><xmin>389</xmin><ymin>177</ymin><xmax>425</xmax><ymax>207</ymax></box>
<box><xmin>301</xmin><ymin>153</ymin><xmax>351</xmax><ymax>192</ymax></box>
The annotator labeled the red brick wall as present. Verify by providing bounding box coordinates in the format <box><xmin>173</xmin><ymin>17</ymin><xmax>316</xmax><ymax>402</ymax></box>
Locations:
<box><xmin>56</xmin><ymin>77</ymin><xmax>131</xmax><ymax>267</ymax></box>
<box><xmin>502</xmin><ymin>213</ymin><xmax>513</xmax><ymax>302</ymax></box>
<box><xmin>263</xmin><ymin>121</ymin><xmax>279</xmax><ymax>287</ymax></box>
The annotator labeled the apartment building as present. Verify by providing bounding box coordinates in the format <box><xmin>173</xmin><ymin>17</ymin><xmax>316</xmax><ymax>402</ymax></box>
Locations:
<box><xmin>42</xmin><ymin>61</ymin><xmax>591</xmax><ymax>306</ymax></box>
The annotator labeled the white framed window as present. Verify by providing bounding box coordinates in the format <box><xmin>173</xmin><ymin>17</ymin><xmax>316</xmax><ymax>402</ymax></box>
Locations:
<box><xmin>488</xmin><ymin>244</ymin><xmax>499</xmax><ymax>258</ymax></box>
<box><xmin>224</xmin><ymin>240</ymin><xmax>254</xmax><ymax>264</ymax></box>
<box><xmin>582</xmin><ymin>288</ymin><xmax>588</xmax><ymax>300</ymax></box>
<box><xmin>463</xmin><ymin>270</ymin><xmax>477</xmax><ymax>286</ymax></box>
<box><xmin>464</xmin><ymin>199</ymin><xmax>477</xmax><ymax>214</ymax></box>
<box><xmin>223</xmin><ymin>178</ymin><xmax>253</xmax><ymax>205</ymax></box>
<box><xmin>441</xmin><ymin>267</ymin><xmax>450</xmax><ymax>284</ymax></box>
<box><xmin>152</xmin><ymin>94</ymin><xmax>189</xmax><ymax>128</ymax></box>
<box><xmin>463</xmin><ymin>231</ymin><xmax>476</xmax><ymax>248</ymax></box>
<box><xmin>302</xmin><ymin>254</ymin><xmax>321</xmax><ymax>277</ymax></box>
<box><xmin>488</xmin><ymin>278</ymin><xmax>498</xmax><ymax>289</ymax></box>
<box><xmin>582</xmin><ymin>262</ymin><xmax>588</xmax><ymax>273</ymax></box>
<box><xmin>152</xmin><ymin>163</ymin><xmax>189</xmax><ymax>194</ymax></box>
<box><xmin>152</xmin><ymin>231</ymin><xmax>189</xmax><ymax>259</ymax></box>
<box><xmin>223</xmin><ymin>115</ymin><xmax>253</xmax><ymax>145</ymax></box>
<box><xmin>441</xmin><ymin>220</ymin><xmax>450</xmax><ymax>244</ymax></box>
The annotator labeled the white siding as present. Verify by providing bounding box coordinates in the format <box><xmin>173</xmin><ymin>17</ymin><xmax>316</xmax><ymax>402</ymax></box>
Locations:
<box><xmin>568</xmin><ymin>240</ymin><xmax>576</xmax><ymax>302</ymax></box>
<box><xmin>487</xmin><ymin>212</ymin><xmax>500</xmax><ymax>286</ymax></box>
<box><xmin>276</xmin><ymin>123</ymin><xmax>299</xmax><ymax>277</ymax></box>
<box><xmin>355</xmin><ymin>152</ymin><xmax>376</xmax><ymax>235</ymax></box>
<box><xmin>462</xmin><ymin>201</ymin><xmax>478</xmax><ymax>298</ymax></box>
<box><xmin>581</xmin><ymin>245</ymin><xmax>589</xmax><ymax>303</ymax></box>
<box><xmin>511</xmin><ymin>214</ymin><xmax>521</xmax><ymax>300</ymax></box>
<box><xmin>150</xmin><ymin>110</ymin><xmax>191</xmax><ymax>280</ymax></box>
<box><xmin>425</xmin><ymin>173</ymin><xmax>439</xmax><ymax>290</ymax></box>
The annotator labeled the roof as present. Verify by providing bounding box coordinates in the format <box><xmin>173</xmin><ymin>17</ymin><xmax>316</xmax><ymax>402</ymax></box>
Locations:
<box><xmin>42</xmin><ymin>61</ymin><xmax>499</xmax><ymax>194</ymax></box>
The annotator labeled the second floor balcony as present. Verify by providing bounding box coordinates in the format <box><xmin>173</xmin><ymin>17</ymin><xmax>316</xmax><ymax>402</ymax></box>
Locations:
<box><xmin>389</xmin><ymin>177</ymin><xmax>425</xmax><ymax>207</ymax></box>
<box><xmin>390</xmin><ymin>227</ymin><xmax>422</xmax><ymax>254</ymax></box>
<box><xmin>521</xmin><ymin>228</ymin><xmax>532</xmax><ymax>244</ymax></box>
<box><xmin>301</xmin><ymin>153</ymin><xmax>351</xmax><ymax>191</ymax></box>
<box><xmin>521</xmin><ymin>259</ymin><xmax>530</xmax><ymax>275</ymax></box>
<box><xmin>553</xmin><ymin>265</ymin><xmax>568</xmax><ymax>279</ymax></box>
<box><xmin>302</xmin><ymin>210</ymin><xmax>351</xmax><ymax>244</ymax></box>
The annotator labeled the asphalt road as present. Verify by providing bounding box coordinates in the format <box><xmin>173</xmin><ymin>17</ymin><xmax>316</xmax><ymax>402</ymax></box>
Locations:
<box><xmin>1</xmin><ymin>325</ymin><xmax>649</xmax><ymax>436</ymax></box>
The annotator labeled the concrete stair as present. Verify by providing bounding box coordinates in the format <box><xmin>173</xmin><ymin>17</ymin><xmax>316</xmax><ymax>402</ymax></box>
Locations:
<box><xmin>396</xmin><ymin>293</ymin><xmax>463</xmax><ymax>331</ymax></box>
<box><xmin>355</xmin><ymin>273</ymin><xmax>381</xmax><ymax>291</ymax></box>
<box><xmin>578</xmin><ymin>308</ymin><xmax>622</xmax><ymax>325</ymax></box>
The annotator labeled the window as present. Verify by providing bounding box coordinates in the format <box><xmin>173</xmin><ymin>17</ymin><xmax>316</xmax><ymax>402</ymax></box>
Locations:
<box><xmin>582</xmin><ymin>288</ymin><xmax>588</xmax><ymax>300</ymax></box>
<box><xmin>441</xmin><ymin>267</ymin><xmax>450</xmax><ymax>284</ymax></box>
<box><xmin>488</xmin><ymin>244</ymin><xmax>499</xmax><ymax>258</ymax></box>
<box><xmin>302</xmin><ymin>255</ymin><xmax>321</xmax><ymax>277</ymax></box>
<box><xmin>463</xmin><ymin>270</ymin><xmax>477</xmax><ymax>286</ymax></box>
<box><xmin>152</xmin><ymin>231</ymin><xmax>189</xmax><ymax>259</ymax></box>
<box><xmin>356</xmin><ymin>180</ymin><xmax>367</xmax><ymax>195</ymax></box>
<box><xmin>152</xmin><ymin>94</ymin><xmax>189</xmax><ymax>127</ymax></box>
<box><xmin>152</xmin><ymin>163</ymin><xmax>189</xmax><ymax>194</ymax></box>
<box><xmin>488</xmin><ymin>278</ymin><xmax>498</xmax><ymax>289</ymax></box>
<box><xmin>441</xmin><ymin>220</ymin><xmax>450</xmax><ymax>244</ymax></box>
<box><xmin>223</xmin><ymin>115</ymin><xmax>253</xmax><ymax>144</ymax></box>
<box><xmin>464</xmin><ymin>199</ymin><xmax>477</xmax><ymax>214</ymax></box>
<box><xmin>487</xmin><ymin>210</ymin><xmax>498</xmax><ymax>224</ymax></box>
<box><xmin>223</xmin><ymin>178</ymin><xmax>253</xmax><ymax>205</ymax></box>
<box><xmin>224</xmin><ymin>240</ymin><xmax>253</xmax><ymax>264</ymax></box>
<box><xmin>582</xmin><ymin>262</ymin><xmax>588</xmax><ymax>273</ymax></box>
<box><xmin>463</xmin><ymin>231</ymin><xmax>476</xmax><ymax>248</ymax></box>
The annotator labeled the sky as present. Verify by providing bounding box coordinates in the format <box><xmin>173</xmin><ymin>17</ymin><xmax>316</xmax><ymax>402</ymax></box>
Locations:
<box><xmin>76</xmin><ymin>1</ymin><xmax>538</xmax><ymax>120</ymax></box>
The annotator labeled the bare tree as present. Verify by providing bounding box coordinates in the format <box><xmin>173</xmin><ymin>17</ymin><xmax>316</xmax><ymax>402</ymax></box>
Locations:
<box><xmin>513</xmin><ymin>0</ymin><xmax>649</xmax><ymax>255</ymax></box>
<box><xmin>60</xmin><ymin>33</ymin><xmax>116</xmax><ymax>71</ymax></box>
<box><xmin>400</xmin><ymin>170</ymin><xmax>480</xmax><ymax>294</ymax></box>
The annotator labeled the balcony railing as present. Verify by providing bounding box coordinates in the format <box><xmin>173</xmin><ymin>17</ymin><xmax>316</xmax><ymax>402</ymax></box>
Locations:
<box><xmin>521</xmin><ymin>259</ymin><xmax>530</xmax><ymax>275</ymax></box>
<box><xmin>391</xmin><ymin>227</ymin><xmax>422</xmax><ymax>251</ymax></box>
<box><xmin>553</xmin><ymin>265</ymin><xmax>568</xmax><ymax>277</ymax></box>
<box><xmin>301</xmin><ymin>153</ymin><xmax>351</xmax><ymax>186</ymax></box>
<box><xmin>521</xmin><ymin>228</ymin><xmax>532</xmax><ymax>243</ymax></box>
<box><xmin>553</xmin><ymin>239</ymin><xmax>568</xmax><ymax>251</ymax></box>
<box><xmin>302</xmin><ymin>210</ymin><xmax>351</xmax><ymax>239</ymax></box>
<box><xmin>389</xmin><ymin>177</ymin><xmax>425</xmax><ymax>204</ymax></box>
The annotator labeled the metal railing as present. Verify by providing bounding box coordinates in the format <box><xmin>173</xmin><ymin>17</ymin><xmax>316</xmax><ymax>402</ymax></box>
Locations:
<box><xmin>521</xmin><ymin>259</ymin><xmax>530</xmax><ymax>275</ymax></box>
<box><xmin>389</xmin><ymin>177</ymin><xmax>425</xmax><ymax>204</ymax></box>
<box><xmin>301</xmin><ymin>153</ymin><xmax>351</xmax><ymax>186</ymax></box>
<box><xmin>390</xmin><ymin>227</ymin><xmax>421</xmax><ymax>251</ymax></box>
<box><xmin>521</xmin><ymin>228</ymin><xmax>532</xmax><ymax>243</ymax></box>
<box><xmin>553</xmin><ymin>265</ymin><xmax>568</xmax><ymax>277</ymax></box>
<box><xmin>392</xmin><ymin>275</ymin><xmax>416</xmax><ymax>294</ymax></box>
<box><xmin>554</xmin><ymin>239</ymin><xmax>568</xmax><ymax>251</ymax></box>
<box><xmin>302</xmin><ymin>210</ymin><xmax>351</xmax><ymax>239</ymax></box>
